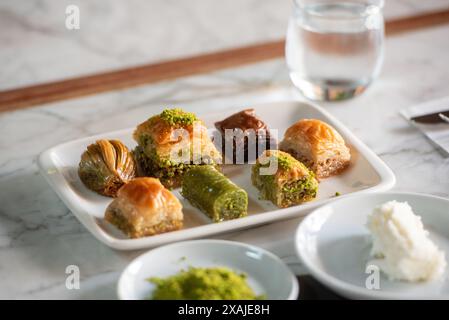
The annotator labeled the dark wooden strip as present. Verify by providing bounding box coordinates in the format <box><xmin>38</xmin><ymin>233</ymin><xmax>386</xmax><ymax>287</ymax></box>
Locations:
<box><xmin>1</xmin><ymin>9</ymin><xmax>449</xmax><ymax>113</ymax></box>
<box><xmin>386</xmin><ymin>8</ymin><xmax>449</xmax><ymax>35</ymax></box>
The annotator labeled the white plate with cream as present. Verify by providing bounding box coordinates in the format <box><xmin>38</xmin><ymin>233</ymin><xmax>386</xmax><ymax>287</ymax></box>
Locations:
<box><xmin>295</xmin><ymin>192</ymin><xmax>449</xmax><ymax>299</ymax></box>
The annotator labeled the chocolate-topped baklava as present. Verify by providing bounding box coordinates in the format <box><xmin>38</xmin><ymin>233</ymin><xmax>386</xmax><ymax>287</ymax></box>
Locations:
<box><xmin>215</xmin><ymin>109</ymin><xmax>275</xmax><ymax>164</ymax></box>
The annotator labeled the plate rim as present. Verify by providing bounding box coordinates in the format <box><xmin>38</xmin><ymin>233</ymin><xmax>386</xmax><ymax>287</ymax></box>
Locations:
<box><xmin>295</xmin><ymin>191</ymin><xmax>449</xmax><ymax>300</ymax></box>
<box><xmin>117</xmin><ymin>239</ymin><xmax>299</xmax><ymax>300</ymax></box>
<box><xmin>37</xmin><ymin>99</ymin><xmax>396</xmax><ymax>250</ymax></box>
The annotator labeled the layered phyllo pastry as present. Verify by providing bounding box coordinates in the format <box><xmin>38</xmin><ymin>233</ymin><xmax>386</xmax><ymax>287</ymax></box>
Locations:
<box><xmin>252</xmin><ymin>150</ymin><xmax>318</xmax><ymax>208</ymax></box>
<box><xmin>78</xmin><ymin>139</ymin><xmax>136</xmax><ymax>197</ymax></box>
<box><xmin>182</xmin><ymin>166</ymin><xmax>248</xmax><ymax>222</ymax></box>
<box><xmin>133</xmin><ymin>108</ymin><xmax>221</xmax><ymax>189</ymax></box>
<box><xmin>279</xmin><ymin>119</ymin><xmax>350</xmax><ymax>178</ymax></box>
<box><xmin>214</xmin><ymin>109</ymin><xmax>275</xmax><ymax>163</ymax></box>
<box><xmin>104</xmin><ymin>177</ymin><xmax>183</xmax><ymax>238</ymax></box>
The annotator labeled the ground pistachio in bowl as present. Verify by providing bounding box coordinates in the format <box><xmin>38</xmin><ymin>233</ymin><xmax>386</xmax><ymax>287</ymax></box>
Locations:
<box><xmin>147</xmin><ymin>266</ymin><xmax>266</xmax><ymax>300</ymax></box>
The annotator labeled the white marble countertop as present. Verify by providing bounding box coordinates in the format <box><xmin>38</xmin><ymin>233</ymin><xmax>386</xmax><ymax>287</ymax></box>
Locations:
<box><xmin>1</xmin><ymin>1</ymin><xmax>449</xmax><ymax>299</ymax></box>
<box><xmin>1</xmin><ymin>0</ymin><xmax>449</xmax><ymax>89</ymax></box>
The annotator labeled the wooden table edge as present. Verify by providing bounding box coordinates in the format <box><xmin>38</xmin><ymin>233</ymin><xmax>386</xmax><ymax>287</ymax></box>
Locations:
<box><xmin>1</xmin><ymin>8</ymin><xmax>449</xmax><ymax>113</ymax></box>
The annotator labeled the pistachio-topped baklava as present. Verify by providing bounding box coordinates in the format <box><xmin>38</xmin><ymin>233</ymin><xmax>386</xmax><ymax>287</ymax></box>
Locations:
<box><xmin>133</xmin><ymin>108</ymin><xmax>221</xmax><ymax>188</ymax></box>
<box><xmin>252</xmin><ymin>150</ymin><xmax>318</xmax><ymax>208</ymax></box>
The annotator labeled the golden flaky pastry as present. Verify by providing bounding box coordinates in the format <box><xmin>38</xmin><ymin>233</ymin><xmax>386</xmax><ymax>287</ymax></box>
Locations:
<box><xmin>104</xmin><ymin>177</ymin><xmax>183</xmax><ymax>238</ymax></box>
<box><xmin>279</xmin><ymin>119</ymin><xmax>350</xmax><ymax>178</ymax></box>
<box><xmin>133</xmin><ymin>111</ymin><xmax>220</xmax><ymax>163</ymax></box>
<box><xmin>78</xmin><ymin>139</ymin><xmax>136</xmax><ymax>197</ymax></box>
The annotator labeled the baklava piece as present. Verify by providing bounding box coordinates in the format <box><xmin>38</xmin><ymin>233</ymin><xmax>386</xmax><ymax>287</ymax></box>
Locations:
<box><xmin>133</xmin><ymin>108</ymin><xmax>221</xmax><ymax>189</ymax></box>
<box><xmin>78</xmin><ymin>139</ymin><xmax>136</xmax><ymax>197</ymax></box>
<box><xmin>214</xmin><ymin>109</ymin><xmax>275</xmax><ymax>163</ymax></box>
<box><xmin>252</xmin><ymin>150</ymin><xmax>318</xmax><ymax>208</ymax></box>
<box><xmin>104</xmin><ymin>177</ymin><xmax>183</xmax><ymax>238</ymax></box>
<box><xmin>182</xmin><ymin>166</ymin><xmax>248</xmax><ymax>222</ymax></box>
<box><xmin>279</xmin><ymin>119</ymin><xmax>350</xmax><ymax>178</ymax></box>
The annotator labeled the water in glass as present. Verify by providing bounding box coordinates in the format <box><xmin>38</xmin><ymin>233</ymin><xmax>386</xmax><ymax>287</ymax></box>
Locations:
<box><xmin>286</xmin><ymin>0</ymin><xmax>384</xmax><ymax>101</ymax></box>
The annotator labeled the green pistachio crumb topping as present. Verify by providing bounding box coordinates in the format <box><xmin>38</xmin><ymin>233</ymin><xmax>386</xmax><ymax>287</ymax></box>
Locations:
<box><xmin>148</xmin><ymin>266</ymin><xmax>265</xmax><ymax>300</ymax></box>
<box><xmin>159</xmin><ymin>108</ymin><xmax>198</xmax><ymax>126</ymax></box>
<box><xmin>277</xmin><ymin>153</ymin><xmax>295</xmax><ymax>170</ymax></box>
<box><xmin>258</xmin><ymin>151</ymin><xmax>296</xmax><ymax>170</ymax></box>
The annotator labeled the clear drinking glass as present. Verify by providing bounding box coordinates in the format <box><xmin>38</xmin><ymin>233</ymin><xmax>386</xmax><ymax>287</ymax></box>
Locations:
<box><xmin>286</xmin><ymin>0</ymin><xmax>384</xmax><ymax>101</ymax></box>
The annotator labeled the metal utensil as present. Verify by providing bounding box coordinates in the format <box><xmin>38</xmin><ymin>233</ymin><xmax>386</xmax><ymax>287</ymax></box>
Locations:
<box><xmin>410</xmin><ymin>110</ymin><xmax>449</xmax><ymax>124</ymax></box>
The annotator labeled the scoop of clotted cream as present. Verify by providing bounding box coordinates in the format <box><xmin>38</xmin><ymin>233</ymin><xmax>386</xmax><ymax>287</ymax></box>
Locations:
<box><xmin>366</xmin><ymin>200</ymin><xmax>446</xmax><ymax>282</ymax></box>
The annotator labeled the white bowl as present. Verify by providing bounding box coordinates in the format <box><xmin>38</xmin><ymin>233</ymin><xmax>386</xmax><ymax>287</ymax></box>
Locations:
<box><xmin>118</xmin><ymin>239</ymin><xmax>299</xmax><ymax>300</ymax></box>
<box><xmin>295</xmin><ymin>192</ymin><xmax>449</xmax><ymax>300</ymax></box>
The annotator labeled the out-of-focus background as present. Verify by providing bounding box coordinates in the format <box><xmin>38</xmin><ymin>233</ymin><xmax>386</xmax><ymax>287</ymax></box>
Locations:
<box><xmin>1</xmin><ymin>0</ymin><xmax>449</xmax><ymax>90</ymax></box>
<box><xmin>1</xmin><ymin>0</ymin><xmax>449</xmax><ymax>300</ymax></box>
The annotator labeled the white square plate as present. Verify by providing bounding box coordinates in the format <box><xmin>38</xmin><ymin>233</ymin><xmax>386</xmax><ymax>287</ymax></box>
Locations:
<box><xmin>38</xmin><ymin>101</ymin><xmax>395</xmax><ymax>250</ymax></box>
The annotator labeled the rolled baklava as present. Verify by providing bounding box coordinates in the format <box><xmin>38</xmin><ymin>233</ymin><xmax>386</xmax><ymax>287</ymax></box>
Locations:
<box><xmin>252</xmin><ymin>150</ymin><xmax>318</xmax><ymax>208</ymax></box>
<box><xmin>104</xmin><ymin>177</ymin><xmax>183</xmax><ymax>238</ymax></box>
<box><xmin>279</xmin><ymin>119</ymin><xmax>350</xmax><ymax>178</ymax></box>
<box><xmin>181</xmin><ymin>166</ymin><xmax>248</xmax><ymax>222</ymax></box>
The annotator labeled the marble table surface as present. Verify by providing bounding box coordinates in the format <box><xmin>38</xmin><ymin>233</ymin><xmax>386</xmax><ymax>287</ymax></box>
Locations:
<box><xmin>1</xmin><ymin>0</ymin><xmax>449</xmax><ymax>89</ymax></box>
<box><xmin>1</xmin><ymin>2</ymin><xmax>449</xmax><ymax>299</ymax></box>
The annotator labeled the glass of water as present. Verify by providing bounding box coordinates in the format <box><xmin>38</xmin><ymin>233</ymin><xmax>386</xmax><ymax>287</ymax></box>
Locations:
<box><xmin>286</xmin><ymin>0</ymin><xmax>384</xmax><ymax>101</ymax></box>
